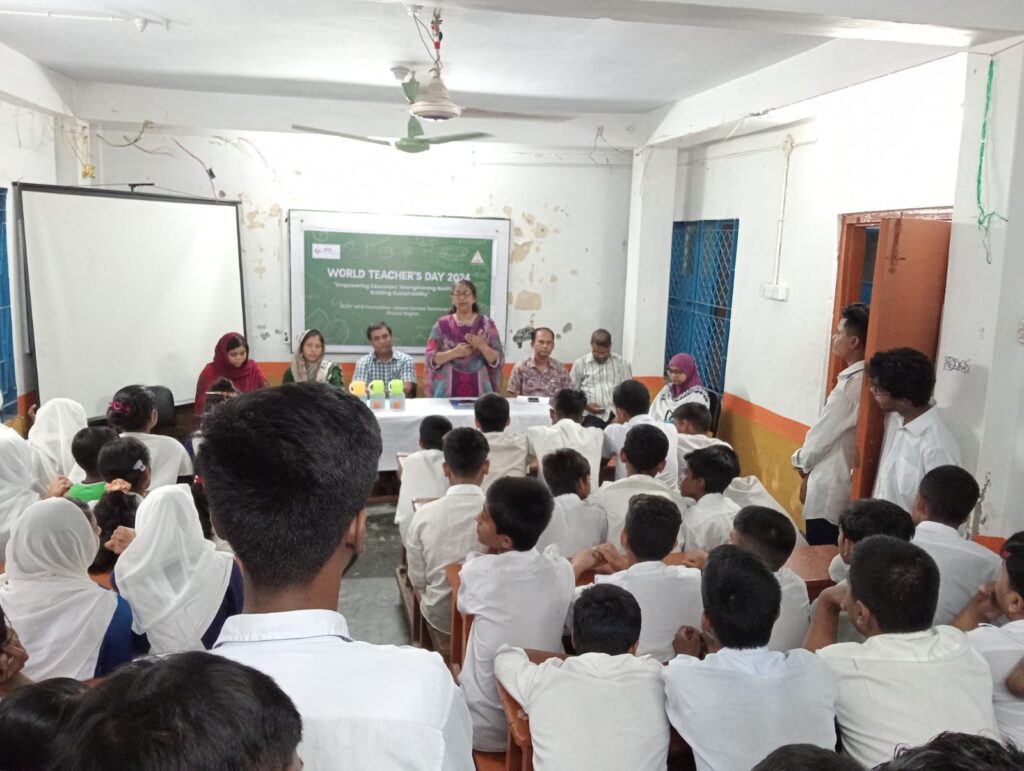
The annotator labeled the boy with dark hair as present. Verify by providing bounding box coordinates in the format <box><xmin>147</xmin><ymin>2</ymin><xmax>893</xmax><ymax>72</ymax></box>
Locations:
<box><xmin>534</xmin><ymin>448</ymin><xmax>607</xmax><ymax>556</ymax></box>
<box><xmin>395</xmin><ymin>415</ymin><xmax>453</xmax><ymax>541</ymax></box>
<box><xmin>602</xmin><ymin>380</ymin><xmax>679</xmax><ymax>486</ymax></box>
<box><xmin>527</xmin><ymin>388</ymin><xmax>604</xmax><ymax>487</ymax></box>
<box><xmin>680</xmin><ymin>444</ymin><xmax>741</xmax><ymax>551</ymax></box>
<box><xmin>458</xmin><ymin>477</ymin><xmax>575</xmax><ymax>751</ymax></box>
<box><xmin>493</xmin><ymin>583</ymin><xmax>670</xmax><ymax>770</ymax></box>
<box><xmin>752</xmin><ymin>744</ymin><xmax>864</xmax><ymax>771</ymax></box>
<box><xmin>875</xmin><ymin>731</ymin><xmax>1024</xmax><ymax>771</ymax></box>
<box><xmin>867</xmin><ymin>347</ymin><xmax>960</xmax><ymax>512</ymax></box>
<box><xmin>407</xmin><ymin>427</ymin><xmax>490</xmax><ymax>634</ymax></box>
<box><xmin>912</xmin><ymin>465</ymin><xmax>1000</xmax><ymax>625</ymax></box>
<box><xmin>201</xmin><ymin>384</ymin><xmax>473</xmax><ymax>770</ymax></box>
<box><xmin>672</xmin><ymin>402</ymin><xmax>732</xmax><ymax>474</ymax></box>
<box><xmin>67</xmin><ymin>426</ymin><xmax>118</xmax><ymax>503</ymax></box>
<box><xmin>474</xmin><ymin>393</ymin><xmax>529</xmax><ymax>490</ymax></box>
<box><xmin>813</xmin><ymin>536</ymin><xmax>997</xmax><ymax>768</ymax></box>
<box><xmin>731</xmin><ymin>506</ymin><xmax>810</xmax><ymax>651</ymax></box>
<box><xmin>664</xmin><ymin>546</ymin><xmax>838</xmax><ymax>771</ymax></box>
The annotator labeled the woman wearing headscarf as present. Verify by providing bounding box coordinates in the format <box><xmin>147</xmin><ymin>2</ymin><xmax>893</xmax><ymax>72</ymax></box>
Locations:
<box><xmin>112</xmin><ymin>485</ymin><xmax>241</xmax><ymax>654</ymax></box>
<box><xmin>282</xmin><ymin>329</ymin><xmax>344</xmax><ymax>388</ymax></box>
<box><xmin>649</xmin><ymin>353</ymin><xmax>711</xmax><ymax>423</ymax></box>
<box><xmin>27</xmin><ymin>398</ymin><xmax>88</xmax><ymax>491</ymax></box>
<box><xmin>0</xmin><ymin>426</ymin><xmax>70</xmax><ymax>556</ymax></box>
<box><xmin>194</xmin><ymin>332</ymin><xmax>268</xmax><ymax>414</ymax></box>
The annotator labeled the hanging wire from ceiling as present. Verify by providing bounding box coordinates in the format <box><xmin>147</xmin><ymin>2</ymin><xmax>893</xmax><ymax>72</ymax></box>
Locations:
<box><xmin>975</xmin><ymin>58</ymin><xmax>1007</xmax><ymax>265</ymax></box>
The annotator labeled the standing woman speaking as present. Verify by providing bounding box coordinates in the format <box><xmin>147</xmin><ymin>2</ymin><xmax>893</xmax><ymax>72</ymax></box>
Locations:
<box><xmin>424</xmin><ymin>280</ymin><xmax>505</xmax><ymax>397</ymax></box>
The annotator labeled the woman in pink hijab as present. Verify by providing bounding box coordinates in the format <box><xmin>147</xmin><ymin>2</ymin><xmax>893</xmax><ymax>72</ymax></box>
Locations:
<box><xmin>649</xmin><ymin>353</ymin><xmax>710</xmax><ymax>423</ymax></box>
<box><xmin>194</xmin><ymin>333</ymin><xmax>268</xmax><ymax>414</ymax></box>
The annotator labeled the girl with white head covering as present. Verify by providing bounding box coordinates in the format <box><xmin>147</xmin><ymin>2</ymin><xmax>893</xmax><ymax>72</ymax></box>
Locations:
<box><xmin>0</xmin><ymin>498</ymin><xmax>135</xmax><ymax>680</ymax></box>
<box><xmin>27</xmin><ymin>398</ymin><xmax>88</xmax><ymax>490</ymax></box>
<box><xmin>0</xmin><ymin>426</ymin><xmax>69</xmax><ymax>556</ymax></box>
<box><xmin>113</xmin><ymin>485</ymin><xmax>241</xmax><ymax>654</ymax></box>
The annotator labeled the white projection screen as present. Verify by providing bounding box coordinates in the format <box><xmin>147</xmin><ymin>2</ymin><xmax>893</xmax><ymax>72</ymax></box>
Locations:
<box><xmin>16</xmin><ymin>185</ymin><xmax>245</xmax><ymax>418</ymax></box>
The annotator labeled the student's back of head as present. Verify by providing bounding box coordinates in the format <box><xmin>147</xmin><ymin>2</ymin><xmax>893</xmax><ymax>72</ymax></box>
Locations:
<box><xmin>622</xmin><ymin>424</ymin><xmax>669</xmax><ymax>475</ymax></box>
<box><xmin>848</xmin><ymin>535</ymin><xmax>939</xmax><ymax>635</ymax></box>
<box><xmin>672</xmin><ymin>402</ymin><xmax>712</xmax><ymax>434</ymax></box>
<box><xmin>541</xmin><ymin>448</ymin><xmax>590</xmax><ymax>497</ymax></box>
<box><xmin>418</xmin><ymin>415</ymin><xmax>453</xmax><ymax>451</ymax></box>
<box><xmin>550</xmin><ymin>388</ymin><xmax>587</xmax><ymax>421</ymax></box>
<box><xmin>624</xmin><ymin>494</ymin><xmax>681</xmax><ymax>561</ymax></box>
<box><xmin>866</xmin><ymin>348</ymin><xmax>935</xmax><ymax>408</ymax></box>
<box><xmin>0</xmin><ymin>677</ymin><xmax>88</xmax><ymax>771</ymax></box>
<box><xmin>732</xmin><ymin>506</ymin><xmax>797</xmax><ymax>571</ymax></box>
<box><xmin>1005</xmin><ymin>532</ymin><xmax>1024</xmax><ymax>602</ymax></box>
<box><xmin>92</xmin><ymin>436</ymin><xmax>151</xmax><ymax>573</ymax></box>
<box><xmin>474</xmin><ymin>393</ymin><xmax>510</xmax><ymax>433</ymax></box>
<box><xmin>752</xmin><ymin>744</ymin><xmax>865</xmax><ymax>771</ymax></box>
<box><xmin>612</xmin><ymin>380</ymin><xmax>651</xmax><ymax>418</ymax></box>
<box><xmin>702</xmin><ymin>544</ymin><xmax>781</xmax><ymax>649</ymax></box>
<box><xmin>57</xmin><ymin>652</ymin><xmax>301</xmax><ymax>771</ymax></box>
<box><xmin>106</xmin><ymin>384</ymin><xmax>157</xmax><ymax>433</ymax></box>
<box><xmin>197</xmin><ymin>383</ymin><xmax>381</xmax><ymax>590</ymax></box>
<box><xmin>442</xmin><ymin>426</ymin><xmax>490</xmax><ymax>478</ymax></box>
<box><xmin>685</xmin><ymin>445</ymin><xmax>740</xmax><ymax>494</ymax></box>
<box><xmin>483</xmin><ymin>476</ymin><xmax>553</xmax><ymax>551</ymax></box>
<box><xmin>917</xmin><ymin>465</ymin><xmax>979</xmax><ymax>528</ymax></box>
<box><xmin>874</xmin><ymin>731</ymin><xmax>1024</xmax><ymax>770</ymax></box>
<box><xmin>838</xmin><ymin>499</ymin><xmax>915</xmax><ymax>544</ymax></box>
<box><xmin>572</xmin><ymin>583</ymin><xmax>642</xmax><ymax>656</ymax></box>
<box><xmin>71</xmin><ymin>426</ymin><xmax>118</xmax><ymax>478</ymax></box>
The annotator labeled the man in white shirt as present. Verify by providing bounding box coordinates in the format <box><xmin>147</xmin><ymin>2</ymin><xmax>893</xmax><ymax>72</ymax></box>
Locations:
<box><xmin>602</xmin><ymin>380</ymin><xmax>678</xmax><ymax>487</ymax></box>
<box><xmin>534</xmin><ymin>448</ymin><xmax>606</xmax><ymax>556</ymax></box>
<box><xmin>672</xmin><ymin>402</ymin><xmax>731</xmax><ymax>475</ymax></box>
<box><xmin>664</xmin><ymin>546</ymin><xmax>838</xmax><ymax>771</ymax></box>
<box><xmin>679</xmin><ymin>445</ymin><xmax>741</xmax><ymax>551</ymax></box>
<box><xmin>867</xmin><ymin>348</ymin><xmax>960</xmax><ymax>512</ymax></box>
<box><xmin>570</xmin><ymin>329</ymin><xmax>633</xmax><ymax>427</ymax></box>
<box><xmin>911</xmin><ymin>465</ymin><xmax>1000</xmax><ymax>625</ymax></box>
<box><xmin>202</xmin><ymin>383</ymin><xmax>474</xmax><ymax>771</ymax></box>
<box><xmin>527</xmin><ymin>389</ymin><xmax>604</xmax><ymax>485</ymax></box>
<box><xmin>473</xmin><ymin>394</ymin><xmax>528</xmax><ymax>491</ymax></box>
<box><xmin>792</xmin><ymin>303</ymin><xmax>868</xmax><ymax>545</ymax></box>
<box><xmin>807</xmin><ymin>535</ymin><xmax>997</xmax><ymax>769</ymax></box>
<box><xmin>458</xmin><ymin>477</ymin><xmax>576</xmax><ymax>751</ymax></box>
<box><xmin>396</xmin><ymin>415</ymin><xmax>452</xmax><ymax>543</ymax></box>
<box><xmin>407</xmin><ymin>427</ymin><xmax>489</xmax><ymax>634</ymax></box>
<box><xmin>495</xmin><ymin>583</ymin><xmax>669</xmax><ymax>771</ymax></box>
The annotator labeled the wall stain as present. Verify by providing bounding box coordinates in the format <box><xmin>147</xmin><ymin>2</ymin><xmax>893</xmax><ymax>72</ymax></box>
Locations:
<box><xmin>570</xmin><ymin>269</ymin><xmax>579</xmax><ymax>275</ymax></box>
<box><xmin>562</xmin><ymin>322</ymin><xmax>573</xmax><ymax>334</ymax></box>
<box><xmin>254</xmin><ymin>259</ymin><xmax>267</xmax><ymax>278</ymax></box>
<box><xmin>535</xmin><ymin>222</ymin><xmax>550</xmax><ymax>238</ymax></box>
<box><xmin>268</xmin><ymin>203</ymin><xmax>282</xmax><ymax>218</ymax></box>
<box><xmin>507</xmin><ymin>291</ymin><xmax>514</xmax><ymax>304</ymax></box>
<box><xmin>511</xmin><ymin>325</ymin><xmax>534</xmax><ymax>349</ymax></box>
<box><xmin>523</xmin><ymin>212</ymin><xmax>536</xmax><ymax>225</ymax></box>
<box><xmin>503</xmin><ymin>205</ymin><xmax>513</xmax><ymax>217</ymax></box>
<box><xmin>549</xmin><ymin>274</ymin><xmax>558</xmax><ymax>283</ymax></box>
<box><xmin>475</xmin><ymin>206</ymin><xmax>485</xmax><ymax>215</ymax></box>
<box><xmin>510</xmin><ymin>240</ymin><xmax>534</xmax><ymax>263</ymax></box>
<box><xmin>245</xmin><ymin>211</ymin><xmax>265</xmax><ymax>230</ymax></box>
<box><xmin>513</xmin><ymin>227</ymin><xmax>523</xmax><ymax>237</ymax></box>
<box><xmin>514</xmin><ymin>290</ymin><xmax>543</xmax><ymax>310</ymax></box>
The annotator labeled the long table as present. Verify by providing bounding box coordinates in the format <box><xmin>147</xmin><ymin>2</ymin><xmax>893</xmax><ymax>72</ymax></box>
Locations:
<box><xmin>373</xmin><ymin>398</ymin><xmax>552</xmax><ymax>471</ymax></box>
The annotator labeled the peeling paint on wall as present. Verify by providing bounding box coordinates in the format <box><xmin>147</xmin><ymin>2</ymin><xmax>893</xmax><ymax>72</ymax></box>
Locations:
<box><xmin>510</xmin><ymin>240</ymin><xmax>534</xmax><ymax>263</ymax></box>
<box><xmin>549</xmin><ymin>274</ymin><xmax>558</xmax><ymax>283</ymax></box>
<box><xmin>513</xmin><ymin>226</ymin><xmax>523</xmax><ymax>237</ymax></box>
<box><xmin>245</xmin><ymin>211</ymin><xmax>265</xmax><ymax>229</ymax></box>
<box><xmin>535</xmin><ymin>222</ymin><xmax>550</xmax><ymax>238</ymax></box>
<box><xmin>503</xmin><ymin>205</ymin><xmax>513</xmax><ymax>217</ymax></box>
<box><xmin>511</xmin><ymin>325</ymin><xmax>533</xmax><ymax>349</ymax></box>
<box><xmin>514</xmin><ymin>290</ymin><xmax>543</xmax><ymax>310</ymax></box>
<box><xmin>523</xmin><ymin>212</ymin><xmax>535</xmax><ymax>225</ymax></box>
<box><xmin>562</xmin><ymin>323</ymin><xmax>573</xmax><ymax>334</ymax></box>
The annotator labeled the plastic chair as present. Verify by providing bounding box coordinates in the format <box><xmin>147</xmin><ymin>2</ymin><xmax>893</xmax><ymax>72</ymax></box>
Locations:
<box><xmin>146</xmin><ymin>385</ymin><xmax>176</xmax><ymax>429</ymax></box>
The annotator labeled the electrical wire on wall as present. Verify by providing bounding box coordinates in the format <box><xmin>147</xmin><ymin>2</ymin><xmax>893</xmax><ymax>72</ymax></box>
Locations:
<box><xmin>975</xmin><ymin>58</ymin><xmax>1007</xmax><ymax>264</ymax></box>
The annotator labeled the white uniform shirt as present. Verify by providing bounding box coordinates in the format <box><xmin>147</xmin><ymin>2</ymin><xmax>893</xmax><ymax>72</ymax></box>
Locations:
<box><xmin>590</xmin><ymin>475</ymin><xmax>689</xmax><ymax>550</ymax></box>
<box><xmin>724</xmin><ymin>476</ymin><xmax>808</xmax><ymax>548</ymax></box>
<box><xmin>396</xmin><ymin>449</ymin><xmax>448</xmax><ymax>543</ymax></box>
<box><xmin>121</xmin><ymin>432</ymin><xmax>192</xmax><ymax>489</ymax></box>
<box><xmin>682</xmin><ymin>493</ymin><xmax>741</xmax><ymax>551</ymax></box>
<box><xmin>595</xmin><ymin>561</ymin><xmax>703</xmax><ymax>662</ymax></box>
<box><xmin>494</xmin><ymin>646</ymin><xmax>669</xmax><ymax>771</ymax></box>
<box><xmin>569</xmin><ymin>353</ymin><xmax>633</xmax><ymax>421</ymax></box>
<box><xmin>664</xmin><ymin>647</ymin><xmax>838</xmax><ymax>771</ymax></box>
<box><xmin>677</xmin><ymin>433</ymin><xmax>732</xmax><ymax>477</ymax></box>
<box><xmin>457</xmin><ymin>548</ymin><xmax>575</xmax><ymax>752</ymax></box>
<box><xmin>406</xmin><ymin>485</ymin><xmax>485</xmax><ymax>633</ymax></box>
<box><xmin>817</xmin><ymin>626</ymin><xmax>998</xmax><ymax>768</ymax></box>
<box><xmin>792</xmin><ymin>362</ymin><xmax>863</xmax><ymax>525</ymax></box>
<box><xmin>913</xmin><ymin>521</ymin><xmax>1002</xmax><ymax>625</ymax></box>
<box><xmin>968</xmin><ymin>620</ymin><xmax>1024</xmax><ymax>746</ymax></box>
<box><xmin>213</xmin><ymin>609</ymin><xmax>474</xmax><ymax>771</ymax></box>
<box><xmin>527</xmin><ymin>419</ymin><xmax>605</xmax><ymax>484</ymax></box>
<box><xmin>769</xmin><ymin>568</ymin><xmax>811</xmax><ymax>652</ymax></box>
<box><xmin>872</xmin><ymin>408</ymin><xmax>960</xmax><ymax>512</ymax></box>
<box><xmin>649</xmin><ymin>385</ymin><xmax>710</xmax><ymax>424</ymax></box>
<box><xmin>602</xmin><ymin>415</ymin><xmax>679</xmax><ymax>488</ymax></box>
<box><xmin>481</xmin><ymin>430</ymin><xmax>529</xmax><ymax>492</ymax></box>
<box><xmin>534</xmin><ymin>493</ymin><xmax>607</xmax><ymax>557</ymax></box>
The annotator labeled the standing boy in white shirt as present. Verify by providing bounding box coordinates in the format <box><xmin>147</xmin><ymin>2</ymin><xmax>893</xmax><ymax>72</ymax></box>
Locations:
<box><xmin>911</xmin><ymin>465</ymin><xmax>1000</xmax><ymax>625</ymax></box>
<box><xmin>679</xmin><ymin>445</ymin><xmax>741</xmax><ymax>551</ymax></box>
<box><xmin>602</xmin><ymin>380</ymin><xmax>679</xmax><ymax>487</ymax></box>
<box><xmin>494</xmin><ymin>584</ymin><xmax>669</xmax><ymax>771</ymax></box>
<box><xmin>868</xmin><ymin>347</ymin><xmax>960</xmax><ymax>512</ymax></box>
<box><xmin>396</xmin><ymin>415</ymin><xmax>452</xmax><ymax>543</ymax></box>
<box><xmin>663</xmin><ymin>546</ymin><xmax>838</xmax><ymax>771</ymax></box>
<box><xmin>407</xmin><ymin>427</ymin><xmax>489</xmax><ymax>635</ymax></box>
<box><xmin>458</xmin><ymin>477</ymin><xmax>575</xmax><ymax>751</ymax></box>
<box><xmin>474</xmin><ymin>394</ymin><xmax>528</xmax><ymax>491</ymax></box>
<box><xmin>527</xmin><ymin>388</ymin><xmax>604</xmax><ymax>487</ymax></box>
<box><xmin>202</xmin><ymin>384</ymin><xmax>474</xmax><ymax>771</ymax></box>
<box><xmin>533</xmin><ymin>448</ymin><xmax>606</xmax><ymax>556</ymax></box>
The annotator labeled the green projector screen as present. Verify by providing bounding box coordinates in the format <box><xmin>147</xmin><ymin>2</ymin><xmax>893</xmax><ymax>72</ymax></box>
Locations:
<box><xmin>290</xmin><ymin>212</ymin><xmax>510</xmax><ymax>353</ymax></box>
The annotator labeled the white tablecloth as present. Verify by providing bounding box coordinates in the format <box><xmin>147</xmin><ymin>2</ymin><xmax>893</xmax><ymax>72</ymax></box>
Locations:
<box><xmin>373</xmin><ymin>398</ymin><xmax>552</xmax><ymax>471</ymax></box>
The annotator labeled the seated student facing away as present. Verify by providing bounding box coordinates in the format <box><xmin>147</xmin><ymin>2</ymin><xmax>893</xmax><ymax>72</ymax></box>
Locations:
<box><xmin>395</xmin><ymin>415</ymin><xmax>453</xmax><ymax>542</ymax></box>
<box><xmin>533</xmin><ymin>448</ymin><xmax>607</xmax><ymax>556</ymax></box>
<box><xmin>90</xmin><ymin>437</ymin><xmax>152</xmax><ymax>576</ymax></box>
<box><xmin>526</xmin><ymin>388</ymin><xmax>604</xmax><ymax>487</ymax></box>
<box><xmin>26</xmin><ymin>397</ymin><xmax>87</xmax><ymax>491</ymax></box>
<box><xmin>912</xmin><ymin>465</ymin><xmax>1000</xmax><ymax>625</ymax></box>
<box><xmin>673</xmin><ymin>402</ymin><xmax>731</xmax><ymax>474</ymax></box>
<box><xmin>752</xmin><ymin>744</ymin><xmax>864</xmax><ymax>771</ymax></box>
<box><xmin>590</xmin><ymin>423</ymin><xmax>688</xmax><ymax>550</ymax></box>
<box><xmin>201</xmin><ymin>384</ymin><xmax>473</xmax><ymax>771</ymax></box>
<box><xmin>494</xmin><ymin>584</ymin><xmax>670</xmax><ymax>771</ymax></box>
<box><xmin>1</xmin><ymin>424</ymin><xmax>71</xmax><ymax>555</ymax></box>
<box><xmin>56</xmin><ymin>652</ymin><xmax>303</xmax><ymax>771</ymax></box>
<box><xmin>458</xmin><ymin>477</ymin><xmax>575</xmax><ymax>752</ymax></box>
<box><xmin>0</xmin><ymin>677</ymin><xmax>88</xmax><ymax>771</ymax></box>
<box><xmin>107</xmin><ymin>385</ymin><xmax>193</xmax><ymax>488</ymax></box>
<box><xmin>874</xmin><ymin>731</ymin><xmax>1024</xmax><ymax>771</ymax></box>
<box><xmin>679</xmin><ymin>445</ymin><xmax>741</xmax><ymax>551</ymax></box>
<box><xmin>475</xmin><ymin>393</ymin><xmax>529</xmax><ymax>491</ymax></box>
<box><xmin>602</xmin><ymin>380</ymin><xmax>679</xmax><ymax>487</ymax></box>
<box><xmin>407</xmin><ymin>427</ymin><xmax>489</xmax><ymax>635</ymax></box>
<box><xmin>952</xmin><ymin>531</ymin><xmax>1024</xmax><ymax>746</ymax></box>
<box><xmin>663</xmin><ymin>546</ymin><xmax>838</xmax><ymax>771</ymax></box>
<box><xmin>67</xmin><ymin>426</ymin><xmax>117</xmax><ymax>504</ymax></box>
<box><xmin>808</xmin><ymin>536</ymin><xmax>997</xmax><ymax>768</ymax></box>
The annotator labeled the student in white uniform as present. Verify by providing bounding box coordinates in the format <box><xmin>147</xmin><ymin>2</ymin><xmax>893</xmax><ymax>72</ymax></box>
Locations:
<box><xmin>107</xmin><ymin>385</ymin><xmax>192</xmax><ymax>489</ymax></box>
<box><xmin>867</xmin><ymin>348</ymin><xmax>960</xmax><ymax>512</ymax></box>
<box><xmin>204</xmin><ymin>384</ymin><xmax>474</xmax><ymax>771</ymax></box>
<box><xmin>395</xmin><ymin>415</ymin><xmax>452</xmax><ymax>543</ymax></box>
<box><xmin>731</xmin><ymin>506</ymin><xmax>809</xmax><ymax>651</ymax></box>
<box><xmin>602</xmin><ymin>380</ymin><xmax>678</xmax><ymax>487</ymax></box>
<box><xmin>407</xmin><ymin>427</ymin><xmax>489</xmax><ymax>635</ymax></box>
<box><xmin>723</xmin><ymin>474</ymin><xmax>808</xmax><ymax>548</ymax></box>
<box><xmin>494</xmin><ymin>584</ymin><xmax>669</xmax><ymax>771</ymax></box>
<box><xmin>752</xmin><ymin>745</ymin><xmax>863</xmax><ymax>770</ymax></box>
<box><xmin>679</xmin><ymin>445</ymin><xmax>741</xmax><ymax>551</ymax></box>
<box><xmin>911</xmin><ymin>465</ymin><xmax>1000</xmax><ymax>625</ymax></box>
<box><xmin>27</xmin><ymin>397</ymin><xmax>88</xmax><ymax>491</ymax></box>
<box><xmin>474</xmin><ymin>394</ymin><xmax>528</xmax><ymax>491</ymax></box>
<box><xmin>871</xmin><ymin>733</ymin><xmax>1024</xmax><ymax>770</ymax></box>
<box><xmin>672</xmin><ymin>402</ymin><xmax>731</xmax><ymax>476</ymax></box>
<box><xmin>809</xmin><ymin>536</ymin><xmax>997</xmax><ymax>769</ymax></box>
<box><xmin>458</xmin><ymin>477</ymin><xmax>575</xmax><ymax>752</ymax></box>
<box><xmin>591</xmin><ymin>424</ymin><xmax>688</xmax><ymax>550</ymax></box>
<box><xmin>792</xmin><ymin>303</ymin><xmax>868</xmax><ymax>545</ymax></box>
<box><xmin>533</xmin><ymin>448</ymin><xmax>606</xmax><ymax>556</ymax></box>
<box><xmin>663</xmin><ymin>546</ymin><xmax>838</xmax><ymax>771</ymax></box>
<box><xmin>527</xmin><ymin>389</ymin><xmax>604</xmax><ymax>486</ymax></box>
<box><xmin>0</xmin><ymin>425</ymin><xmax>68</xmax><ymax>555</ymax></box>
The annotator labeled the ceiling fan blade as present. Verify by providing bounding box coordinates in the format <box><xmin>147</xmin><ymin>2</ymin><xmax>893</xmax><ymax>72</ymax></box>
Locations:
<box><xmin>400</xmin><ymin>76</ymin><xmax>419</xmax><ymax>104</ymax></box>
<box><xmin>458</xmin><ymin>108</ymin><xmax>569</xmax><ymax>122</ymax></box>
<box><xmin>407</xmin><ymin>116</ymin><xmax>425</xmax><ymax>139</ymax></box>
<box><xmin>425</xmin><ymin>132</ymin><xmax>493</xmax><ymax>145</ymax></box>
<box><xmin>291</xmin><ymin>124</ymin><xmax>392</xmax><ymax>146</ymax></box>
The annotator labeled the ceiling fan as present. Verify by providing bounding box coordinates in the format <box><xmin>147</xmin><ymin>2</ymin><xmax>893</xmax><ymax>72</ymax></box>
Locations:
<box><xmin>292</xmin><ymin>115</ymin><xmax>489</xmax><ymax>154</ymax></box>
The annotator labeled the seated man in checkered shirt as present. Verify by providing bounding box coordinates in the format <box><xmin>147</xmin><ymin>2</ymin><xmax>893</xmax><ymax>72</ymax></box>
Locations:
<box><xmin>354</xmin><ymin>321</ymin><xmax>417</xmax><ymax>397</ymax></box>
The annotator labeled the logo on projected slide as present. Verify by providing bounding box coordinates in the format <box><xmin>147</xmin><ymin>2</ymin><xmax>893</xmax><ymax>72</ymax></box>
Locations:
<box><xmin>312</xmin><ymin>244</ymin><xmax>342</xmax><ymax>260</ymax></box>
<box><xmin>471</xmin><ymin>251</ymin><xmax>484</xmax><ymax>265</ymax></box>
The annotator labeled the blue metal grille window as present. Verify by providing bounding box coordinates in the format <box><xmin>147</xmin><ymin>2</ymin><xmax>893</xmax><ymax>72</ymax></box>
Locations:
<box><xmin>0</xmin><ymin>188</ymin><xmax>17</xmax><ymax>421</ymax></box>
<box><xmin>664</xmin><ymin>219</ymin><xmax>739</xmax><ymax>397</ymax></box>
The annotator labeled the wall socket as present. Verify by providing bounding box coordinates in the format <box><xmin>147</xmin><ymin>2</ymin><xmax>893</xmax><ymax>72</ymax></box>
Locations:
<box><xmin>1018</xmin><ymin>320</ymin><xmax>1024</xmax><ymax>344</ymax></box>
<box><xmin>760</xmin><ymin>282</ymin><xmax>790</xmax><ymax>302</ymax></box>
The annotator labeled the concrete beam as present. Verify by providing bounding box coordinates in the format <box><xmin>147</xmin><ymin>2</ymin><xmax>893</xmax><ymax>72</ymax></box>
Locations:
<box><xmin>0</xmin><ymin>42</ymin><xmax>76</xmax><ymax>117</ymax></box>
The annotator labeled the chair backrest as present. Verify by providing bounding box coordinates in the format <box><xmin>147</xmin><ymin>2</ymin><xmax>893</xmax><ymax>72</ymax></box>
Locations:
<box><xmin>146</xmin><ymin>385</ymin><xmax>176</xmax><ymax>428</ymax></box>
<box><xmin>707</xmin><ymin>390</ymin><xmax>722</xmax><ymax>436</ymax></box>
